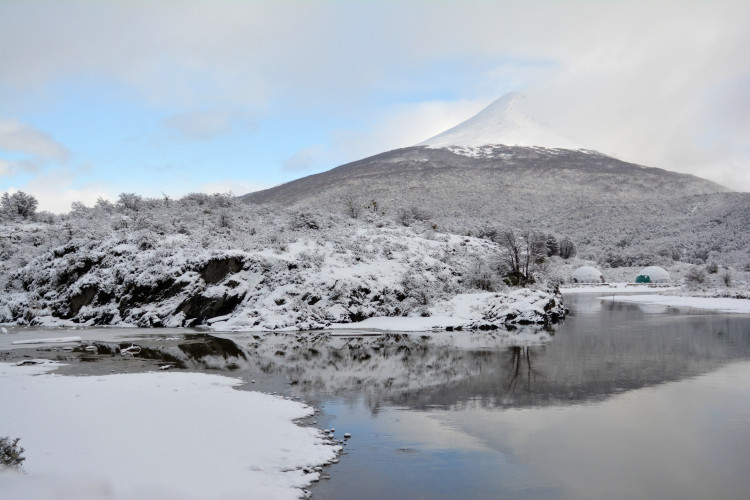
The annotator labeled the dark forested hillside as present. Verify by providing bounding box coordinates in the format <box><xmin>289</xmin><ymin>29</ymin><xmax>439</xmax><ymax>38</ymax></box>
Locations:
<box><xmin>240</xmin><ymin>146</ymin><xmax>747</xmax><ymax>267</ymax></box>
<box><xmin>241</xmin><ymin>146</ymin><xmax>726</xmax><ymax>211</ymax></box>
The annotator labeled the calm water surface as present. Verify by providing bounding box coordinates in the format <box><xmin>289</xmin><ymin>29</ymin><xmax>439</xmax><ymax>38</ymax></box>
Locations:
<box><xmin>3</xmin><ymin>294</ymin><xmax>750</xmax><ymax>499</ymax></box>
<box><xmin>309</xmin><ymin>294</ymin><xmax>750</xmax><ymax>500</ymax></box>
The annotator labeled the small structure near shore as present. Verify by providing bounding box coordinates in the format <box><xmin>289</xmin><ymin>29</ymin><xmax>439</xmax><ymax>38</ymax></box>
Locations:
<box><xmin>635</xmin><ymin>266</ymin><xmax>670</xmax><ymax>284</ymax></box>
<box><xmin>571</xmin><ymin>266</ymin><xmax>605</xmax><ymax>284</ymax></box>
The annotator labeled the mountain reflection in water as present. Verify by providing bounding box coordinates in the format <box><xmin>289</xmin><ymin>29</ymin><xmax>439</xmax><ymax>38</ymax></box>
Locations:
<box><xmin>63</xmin><ymin>294</ymin><xmax>750</xmax><ymax>414</ymax></box>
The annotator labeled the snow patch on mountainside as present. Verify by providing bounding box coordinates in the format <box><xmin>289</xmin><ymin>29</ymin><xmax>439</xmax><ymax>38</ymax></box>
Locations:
<box><xmin>443</xmin><ymin>144</ymin><xmax>598</xmax><ymax>159</ymax></box>
<box><xmin>418</xmin><ymin>92</ymin><xmax>582</xmax><ymax>150</ymax></box>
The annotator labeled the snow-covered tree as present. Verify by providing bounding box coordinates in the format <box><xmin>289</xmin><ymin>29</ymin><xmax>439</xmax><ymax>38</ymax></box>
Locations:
<box><xmin>94</xmin><ymin>197</ymin><xmax>115</xmax><ymax>213</ymax></box>
<box><xmin>343</xmin><ymin>195</ymin><xmax>361</xmax><ymax>219</ymax></box>
<box><xmin>117</xmin><ymin>193</ymin><xmax>143</xmax><ymax>212</ymax></box>
<box><xmin>559</xmin><ymin>237</ymin><xmax>577</xmax><ymax>259</ymax></box>
<box><xmin>1</xmin><ymin>191</ymin><xmax>38</xmax><ymax>219</ymax></box>
<box><xmin>685</xmin><ymin>266</ymin><xmax>706</xmax><ymax>288</ymax></box>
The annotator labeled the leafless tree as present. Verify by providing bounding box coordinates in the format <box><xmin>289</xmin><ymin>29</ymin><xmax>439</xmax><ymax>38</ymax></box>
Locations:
<box><xmin>685</xmin><ymin>266</ymin><xmax>706</xmax><ymax>287</ymax></box>
<box><xmin>497</xmin><ymin>230</ymin><xmax>546</xmax><ymax>287</ymax></box>
<box><xmin>721</xmin><ymin>270</ymin><xmax>732</xmax><ymax>287</ymax></box>
<box><xmin>558</xmin><ymin>236</ymin><xmax>577</xmax><ymax>259</ymax></box>
<box><xmin>343</xmin><ymin>195</ymin><xmax>361</xmax><ymax>219</ymax></box>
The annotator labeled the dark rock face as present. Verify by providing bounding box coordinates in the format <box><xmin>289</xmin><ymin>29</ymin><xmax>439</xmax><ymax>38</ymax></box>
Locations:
<box><xmin>7</xmin><ymin>249</ymin><xmax>254</xmax><ymax>327</ymax></box>
<box><xmin>129</xmin><ymin>278</ymin><xmax>184</xmax><ymax>303</ymax></box>
<box><xmin>177</xmin><ymin>292</ymin><xmax>246</xmax><ymax>324</ymax></box>
<box><xmin>201</xmin><ymin>257</ymin><xmax>243</xmax><ymax>285</ymax></box>
<box><xmin>68</xmin><ymin>285</ymin><xmax>99</xmax><ymax>317</ymax></box>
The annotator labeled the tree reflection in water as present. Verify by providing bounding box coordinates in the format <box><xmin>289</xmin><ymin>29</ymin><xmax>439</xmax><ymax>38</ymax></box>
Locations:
<box><xmin>44</xmin><ymin>302</ymin><xmax>750</xmax><ymax>414</ymax></box>
<box><xmin>507</xmin><ymin>345</ymin><xmax>539</xmax><ymax>393</ymax></box>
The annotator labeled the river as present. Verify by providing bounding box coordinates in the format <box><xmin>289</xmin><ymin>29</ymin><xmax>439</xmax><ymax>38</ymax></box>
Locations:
<box><xmin>2</xmin><ymin>293</ymin><xmax>750</xmax><ymax>499</ymax></box>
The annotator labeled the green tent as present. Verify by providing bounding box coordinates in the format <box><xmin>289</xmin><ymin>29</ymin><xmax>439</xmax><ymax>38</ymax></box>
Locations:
<box><xmin>635</xmin><ymin>275</ymin><xmax>651</xmax><ymax>283</ymax></box>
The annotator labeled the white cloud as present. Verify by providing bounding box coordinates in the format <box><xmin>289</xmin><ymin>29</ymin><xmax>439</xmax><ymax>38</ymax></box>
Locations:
<box><xmin>0</xmin><ymin>119</ymin><xmax>69</xmax><ymax>163</ymax></box>
<box><xmin>332</xmin><ymin>99</ymin><xmax>489</xmax><ymax>162</ymax></box>
<box><xmin>162</xmin><ymin>109</ymin><xmax>256</xmax><ymax>141</ymax></box>
<box><xmin>1</xmin><ymin>1</ymin><xmax>749</xmax><ymax>190</ymax></box>
<box><xmin>282</xmin><ymin>144</ymin><xmax>332</xmax><ymax>172</ymax></box>
<box><xmin>513</xmin><ymin>4</ymin><xmax>750</xmax><ymax>190</ymax></box>
<box><xmin>276</xmin><ymin>100</ymin><xmax>488</xmax><ymax>173</ymax></box>
<box><xmin>0</xmin><ymin>158</ymin><xmax>38</xmax><ymax>176</ymax></box>
<box><xmin>10</xmin><ymin>168</ymin><xmax>116</xmax><ymax>213</ymax></box>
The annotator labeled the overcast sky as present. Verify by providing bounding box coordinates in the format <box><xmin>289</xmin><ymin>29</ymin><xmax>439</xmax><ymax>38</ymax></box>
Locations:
<box><xmin>1</xmin><ymin>0</ymin><xmax>748</xmax><ymax>212</ymax></box>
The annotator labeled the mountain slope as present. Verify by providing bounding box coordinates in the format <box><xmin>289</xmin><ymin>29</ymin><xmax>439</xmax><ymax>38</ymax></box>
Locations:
<box><xmin>243</xmin><ymin>91</ymin><xmax>726</xmax><ymax>212</ymax></box>
<box><xmin>240</xmin><ymin>93</ymin><xmax>745</xmax><ymax>266</ymax></box>
<box><xmin>241</xmin><ymin>145</ymin><xmax>727</xmax><ymax>213</ymax></box>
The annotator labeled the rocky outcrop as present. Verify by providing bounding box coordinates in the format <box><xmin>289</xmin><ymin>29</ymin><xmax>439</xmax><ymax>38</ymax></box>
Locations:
<box><xmin>177</xmin><ymin>291</ymin><xmax>246</xmax><ymax>325</ymax></box>
<box><xmin>201</xmin><ymin>257</ymin><xmax>243</xmax><ymax>285</ymax></box>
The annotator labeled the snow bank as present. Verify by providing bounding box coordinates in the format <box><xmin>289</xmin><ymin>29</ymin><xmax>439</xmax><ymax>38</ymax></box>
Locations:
<box><xmin>11</xmin><ymin>336</ymin><xmax>82</xmax><ymax>345</ymax></box>
<box><xmin>314</xmin><ymin>289</ymin><xmax>560</xmax><ymax>331</ymax></box>
<box><xmin>0</xmin><ymin>361</ymin><xmax>339</xmax><ymax>500</ymax></box>
<box><xmin>0</xmin><ymin>205</ymin><xmax>564</xmax><ymax>330</ymax></box>
<box><xmin>605</xmin><ymin>294</ymin><xmax>750</xmax><ymax>314</ymax></box>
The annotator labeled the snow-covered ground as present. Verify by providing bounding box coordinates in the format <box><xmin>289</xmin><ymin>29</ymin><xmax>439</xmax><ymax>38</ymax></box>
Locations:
<box><xmin>0</xmin><ymin>203</ymin><xmax>564</xmax><ymax>330</ymax></box>
<box><xmin>0</xmin><ymin>360</ymin><xmax>339</xmax><ymax>500</ymax></box>
<box><xmin>328</xmin><ymin>288</ymin><xmax>562</xmax><ymax>331</ymax></box>
<box><xmin>604</xmin><ymin>294</ymin><xmax>750</xmax><ymax>314</ymax></box>
<box><xmin>560</xmin><ymin>278</ymin><xmax>750</xmax><ymax>313</ymax></box>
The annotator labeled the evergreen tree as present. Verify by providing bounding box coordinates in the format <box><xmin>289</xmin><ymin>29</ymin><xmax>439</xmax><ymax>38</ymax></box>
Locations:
<box><xmin>546</xmin><ymin>234</ymin><xmax>559</xmax><ymax>257</ymax></box>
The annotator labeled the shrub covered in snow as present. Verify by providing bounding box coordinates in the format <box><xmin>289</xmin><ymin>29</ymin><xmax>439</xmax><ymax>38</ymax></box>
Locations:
<box><xmin>0</xmin><ymin>194</ymin><xmax>564</xmax><ymax>330</ymax></box>
<box><xmin>0</xmin><ymin>436</ymin><xmax>25</xmax><ymax>471</ymax></box>
<box><xmin>685</xmin><ymin>266</ymin><xmax>707</xmax><ymax>288</ymax></box>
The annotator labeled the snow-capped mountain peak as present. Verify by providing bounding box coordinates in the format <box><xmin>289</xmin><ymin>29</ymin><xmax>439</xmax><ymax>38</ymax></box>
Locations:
<box><xmin>417</xmin><ymin>92</ymin><xmax>582</xmax><ymax>150</ymax></box>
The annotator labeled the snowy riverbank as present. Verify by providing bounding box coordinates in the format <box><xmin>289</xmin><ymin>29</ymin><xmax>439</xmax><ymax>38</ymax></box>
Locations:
<box><xmin>0</xmin><ymin>205</ymin><xmax>564</xmax><ymax>330</ymax></box>
<box><xmin>558</xmin><ymin>281</ymin><xmax>750</xmax><ymax>314</ymax></box>
<box><xmin>603</xmin><ymin>294</ymin><xmax>750</xmax><ymax>314</ymax></box>
<box><xmin>0</xmin><ymin>360</ymin><xmax>339</xmax><ymax>500</ymax></box>
<box><xmin>325</xmin><ymin>289</ymin><xmax>562</xmax><ymax>331</ymax></box>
